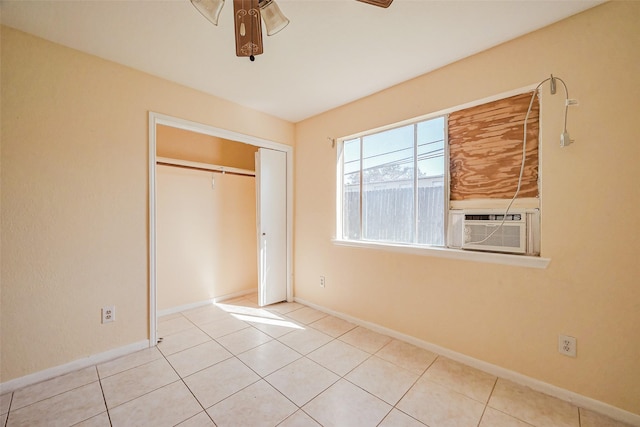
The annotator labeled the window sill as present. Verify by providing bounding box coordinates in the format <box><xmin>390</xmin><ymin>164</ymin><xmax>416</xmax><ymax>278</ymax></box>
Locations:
<box><xmin>332</xmin><ymin>239</ymin><xmax>550</xmax><ymax>269</ymax></box>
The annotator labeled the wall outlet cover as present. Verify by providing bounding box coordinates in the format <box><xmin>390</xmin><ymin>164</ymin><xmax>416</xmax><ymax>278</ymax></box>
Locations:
<box><xmin>558</xmin><ymin>334</ymin><xmax>577</xmax><ymax>357</ymax></box>
<box><xmin>102</xmin><ymin>306</ymin><xmax>116</xmax><ymax>324</ymax></box>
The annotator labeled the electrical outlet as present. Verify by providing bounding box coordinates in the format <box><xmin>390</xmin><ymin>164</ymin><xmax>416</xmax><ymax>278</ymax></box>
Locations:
<box><xmin>319</xmin><ymin>276</ymin><xmax>326</xmax><ymax>288</ymax></box>
<box><xmin>558</xmin><ymin>335</ymin><xmax>576</xmax><ymax>357</ymax></box>
<box><xmin>102</xmin><ymin>306</ymin><xmax>115</xmax><ymax>324</ymax></box>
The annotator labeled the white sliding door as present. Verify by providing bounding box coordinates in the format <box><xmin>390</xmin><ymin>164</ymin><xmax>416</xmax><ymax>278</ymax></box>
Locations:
<box><xmin>256</xmin><ymin>148</ymin><xmax>287</xmax><ymax>306</ymax></box>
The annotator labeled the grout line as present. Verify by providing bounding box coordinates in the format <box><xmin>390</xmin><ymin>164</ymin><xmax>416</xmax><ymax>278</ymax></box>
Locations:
<box><xmin>103</xmin><ymin>378</ymin><xmax>184</xmax><ymax>413</ymax></box>
<box><xmin>201</xmin><ymin>370</ymin><xmax>263</xmax><ymax>418</ymax></box>
<box><xmin>275</xmin><ymin>411</ymin><xmax>299</xmax><ymax>426</ymax></box>
<box><xmin>388</xmin><ymin>407</ymin><xmax>428</xmax><ymax>427</ymax></box>
<box><xmin>488</xmin><ymin>407</ymin><xmax>538</xmax><ymax>427</ymax></box>
<box><xmin>6</xmin><ymin>373</ymin><xmax>101</xmax><ymax>413</ymax></box>
<box><xmin>3</xmin><ymin>392</ymin><xmax>14</xmax><ymax>427</ymax></box>
<box><xmin>97</xmin><ymin>352</ymin><xmax>164</xmax><ymax>381</ymax></box>
<box><xmin>95</xmin><ymin>366</ymin><xmax>114</xmax><ymax>427</ymax></box>
<box><xmin>578</xmin><ymin>406</ymin><xmax>583</xmax><ymax>427</ymax></box>
<box><xmin>475</xmin><ymin>377</ymin><xmax>499</xmax><ymax>427</ymax></box>
<box><xmin>258</xmin><ymin>364</ymin><xmax>306</xmax><ymax>423</ymax></box>
<box><xmin>376</xmin><ymin>410</ymin><xmax>393</xmax><ymax>427</ymax></box>
<box><xmin>297</xmin><ymin>406</ymin><xmax>324</xmax><ymax>427</ymax></box>
<box><xmin>134</xmin><ymin>340</ymin><xmax>216</xmax><ymax>424</ymax></box>
<box><xmin>99</xmin><ymin>352</ymin><xmax>185</xmax><ymax>412</ymax></box>
<box><xmin>162</xmin><ymin>350</ymin><xmax>215</xmax><ymax>422</ymax></box>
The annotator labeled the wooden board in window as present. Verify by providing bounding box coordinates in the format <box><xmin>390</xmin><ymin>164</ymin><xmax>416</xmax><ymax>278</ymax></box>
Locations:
<box><xmin>449</xmin><ymin>91</ymin><xmax>539</xmax><ymax>201</ymax></box>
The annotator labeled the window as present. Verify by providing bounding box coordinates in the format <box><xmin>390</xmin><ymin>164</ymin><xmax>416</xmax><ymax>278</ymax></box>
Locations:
<box><xmin>338</xmin><ymin>90</ymin><xmax>541</xmax><ymax>254</ymax></box>
<box><xmin>340</xmin><ymin>116</ymin><xmax>446</xmax><ymax>246</ymax></box>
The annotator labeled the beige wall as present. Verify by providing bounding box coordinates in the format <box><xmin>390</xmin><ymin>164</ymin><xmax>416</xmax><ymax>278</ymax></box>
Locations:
<box><xmin>294</xmin><ymin>1</ymin><xmax>640</xmax><ymax>415</ymax></box>
<box><xmin>156</xmin><ymin>165</ymin><xmax>257</xmax><ymax>311</ymax></box>
<box><xmin>156</xmin><ymin>125</ymin><xmax>258</xmax><ymax>170</ymax></box>
<box><xmin>0</xmin><ymin>26</ymin><xmax>294</xmax><ymax>382</ymax></box>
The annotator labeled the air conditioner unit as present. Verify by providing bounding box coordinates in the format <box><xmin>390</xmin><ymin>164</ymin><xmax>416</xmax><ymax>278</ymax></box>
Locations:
<box><xmin>448</xmin><ymin>209</ymin><xmax>540</xmax><ymax>255</ymax></box>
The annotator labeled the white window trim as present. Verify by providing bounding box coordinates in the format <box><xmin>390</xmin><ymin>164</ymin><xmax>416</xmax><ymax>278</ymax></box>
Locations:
<box><xmin>335</xmin><ymin>84</ymin><xmax>550</xmax><ymax>269</ymax></box>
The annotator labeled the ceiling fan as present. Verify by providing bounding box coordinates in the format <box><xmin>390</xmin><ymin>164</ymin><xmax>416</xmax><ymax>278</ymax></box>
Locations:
<box><xmin>190</xmin><ymin>0</ymin><xmax>393</xmax><ymax>61</ymax></box>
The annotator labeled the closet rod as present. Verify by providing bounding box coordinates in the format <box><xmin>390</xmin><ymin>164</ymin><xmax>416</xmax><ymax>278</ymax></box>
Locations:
<box><xmin>156</xmin><ymin>158</ymin><xmax>255</xmax><ymax>177</ymax></box>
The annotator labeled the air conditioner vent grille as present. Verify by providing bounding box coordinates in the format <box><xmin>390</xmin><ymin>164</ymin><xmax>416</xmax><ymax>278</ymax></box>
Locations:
<box><xmin>464</xmin><ymin>214</ymin><xmax>522</xmax><ymax>221</ymax></box>
<box><xmin>465</xmin><ymin>224</ymin><xmax>522</xmax><ymax>249</ymax></box>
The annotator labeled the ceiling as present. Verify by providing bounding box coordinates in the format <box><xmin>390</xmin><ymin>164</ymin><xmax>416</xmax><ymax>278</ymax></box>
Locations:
<box><xmin>1</xmin><ymin>0</ymin><xmax>602</xmax><ymax>123</ymax></box>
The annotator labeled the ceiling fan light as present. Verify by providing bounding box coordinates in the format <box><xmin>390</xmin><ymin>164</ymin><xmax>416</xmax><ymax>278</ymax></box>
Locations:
<box><xmin>258</xmin><ymin>0</ymin><xmax>289</xmax><ymax>36</ymax></box>
<box><xmin>191</xmin><ymin>0</ymin><xmax>225</xmax><ymax>26</ymax></box>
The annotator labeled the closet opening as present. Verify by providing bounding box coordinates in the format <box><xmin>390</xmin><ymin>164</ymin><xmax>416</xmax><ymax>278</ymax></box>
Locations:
<box><xmin>148</xmin><ymin>112</ymin><xmax>293</xmax><ymax>346</ymax></box>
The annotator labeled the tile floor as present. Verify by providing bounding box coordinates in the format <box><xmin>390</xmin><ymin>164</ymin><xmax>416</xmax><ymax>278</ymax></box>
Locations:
<box><xmin>1</xmin><ymin>294</ymin><xmax>633</xmax><ymax>427</ymax></box>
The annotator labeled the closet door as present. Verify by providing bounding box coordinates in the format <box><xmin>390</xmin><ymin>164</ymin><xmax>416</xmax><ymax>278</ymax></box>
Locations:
<box><xmin>255</xmin><ymin>148</ymin><xmax>287</xmax><ymax>306</ymax></box>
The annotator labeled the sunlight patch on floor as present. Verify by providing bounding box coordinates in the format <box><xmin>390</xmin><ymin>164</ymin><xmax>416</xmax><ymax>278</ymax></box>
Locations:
<box><xmin>231</xmin><ymin>313</ymin><xmax>305</xmax><ymax>330</ymax></box>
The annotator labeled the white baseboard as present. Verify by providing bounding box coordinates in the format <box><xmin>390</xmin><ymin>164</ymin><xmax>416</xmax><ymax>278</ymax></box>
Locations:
<box><xmin>157</xmin><ymin>289</ymin><xmax>256</xmax><ymax>317</ymax></box>
<box><xmin>294</xmin><ymin>297</ymin><xmax>640</xmax><ymax>427</ymax></box>
<box><xmin>158</xmin><ymin>299</ymin><xmax>216</xmax><ymax>317</ymax></box>
<box><xmin>213</xmin><ymin>288</ymin><xmax>256</xmax><ymax>303</ymax></box>
<box><xmin>0</xmin><ymin>340</ymin><xmax>150</xmax><ymax>395</ymax></box>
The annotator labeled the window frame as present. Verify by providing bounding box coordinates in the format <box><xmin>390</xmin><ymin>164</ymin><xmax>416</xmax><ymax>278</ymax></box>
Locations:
<box><xmin>337</xmin><ymin>115</ymin><xmax>449</xmax><ymax>247</ymax></box>
<box><xmin>334</xmin><ymin>84</ymin><xmax>550</xmax><ymax>269</ymax></box>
